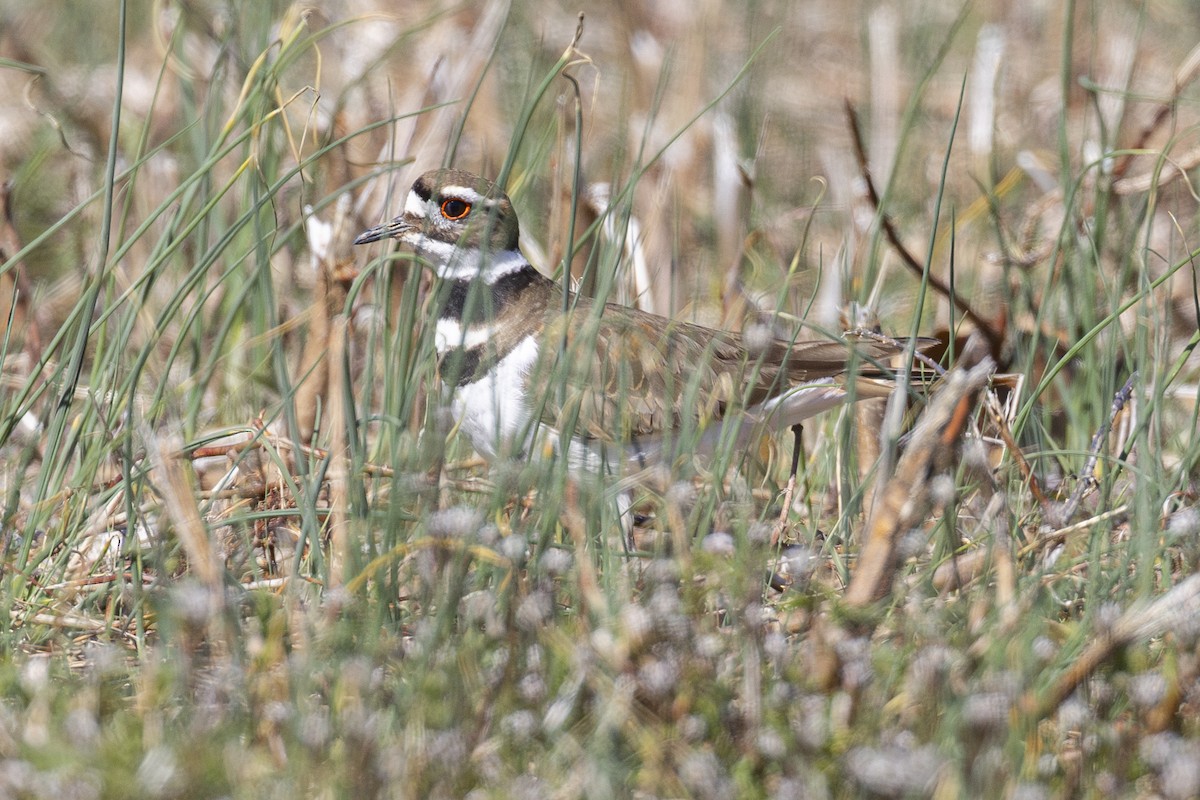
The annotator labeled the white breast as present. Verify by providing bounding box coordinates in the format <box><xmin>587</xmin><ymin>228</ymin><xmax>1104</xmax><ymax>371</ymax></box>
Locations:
<box><xmin>446</xmin><ymin>335</ymin><xmax>613</xmax><ymax>473</ymax></box>
<box><xmin>449</xmin><ymin>335</ymin><xmax>540</xmax><ymax>460</ymax></box>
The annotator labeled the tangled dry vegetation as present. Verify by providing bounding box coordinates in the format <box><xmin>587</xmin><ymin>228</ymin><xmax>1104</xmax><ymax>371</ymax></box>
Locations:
<box><xmin>2</xmin><ymin>1</ymin><xmax>1200</xmax><ymax>797</ymax></box>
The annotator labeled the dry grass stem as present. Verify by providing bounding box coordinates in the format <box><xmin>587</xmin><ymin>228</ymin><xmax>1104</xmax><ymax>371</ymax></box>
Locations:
<box><xmin>845</xmin><ymin>358</ymin><xmax>994</xmax><ymax>608</ymax></box>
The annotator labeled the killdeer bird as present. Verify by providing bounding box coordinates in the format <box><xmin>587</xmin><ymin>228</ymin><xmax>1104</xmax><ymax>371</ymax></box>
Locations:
<box><xmin>354</xmin><ymin>168</ymin><xmax>919</xmax><ymax>483</ymax></box>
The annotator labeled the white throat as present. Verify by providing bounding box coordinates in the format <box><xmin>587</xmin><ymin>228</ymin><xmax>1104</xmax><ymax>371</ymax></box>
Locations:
<box><xmin>417</xmin><ymin>237</ymin><xmax>530</xmax><ymax>283</ymax></box>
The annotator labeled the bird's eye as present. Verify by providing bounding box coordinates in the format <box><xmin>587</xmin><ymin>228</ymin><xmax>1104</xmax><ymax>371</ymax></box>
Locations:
<box><xmin>440</xmin><ymin>198</ymin><xmax>471</xmax><ymax>220</ymax></box>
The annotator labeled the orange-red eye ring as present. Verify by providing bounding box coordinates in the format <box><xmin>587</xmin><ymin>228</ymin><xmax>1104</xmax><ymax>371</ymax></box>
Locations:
<box><xmin>441</xmin><ymin>198</ymin><xmax>471</xmax><ymax>220</ymax></box>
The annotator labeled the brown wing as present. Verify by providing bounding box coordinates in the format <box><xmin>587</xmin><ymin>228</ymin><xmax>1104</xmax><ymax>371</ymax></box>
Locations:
<box><xmin>532</xmin><ymin>296</ymin><xmax>911</xmax><ymax>445</ymax></box>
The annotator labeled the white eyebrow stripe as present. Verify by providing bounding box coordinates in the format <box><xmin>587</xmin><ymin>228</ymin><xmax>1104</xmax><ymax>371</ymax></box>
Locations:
<box><xmin>441</xmin><ymin>186</ymin><xmax>485</xmax><ymax>204</ymax></box>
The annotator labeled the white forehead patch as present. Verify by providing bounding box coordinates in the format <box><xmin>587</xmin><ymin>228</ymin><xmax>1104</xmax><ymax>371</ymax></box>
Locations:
<box><xmin>441</xmin><ymin>186</ymin><xmax>486</xmax><ymax>204</ymax></box>
<box><xmin>404</xmin><ymin>189</ymin><xmax>428</xmax><ymax>217</ymax></box>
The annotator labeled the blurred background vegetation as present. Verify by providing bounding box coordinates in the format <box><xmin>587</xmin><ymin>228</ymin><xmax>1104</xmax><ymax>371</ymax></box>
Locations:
<box><xmin>2</xmin><ymin>0</ymin><xmax>1200</xmax><ymax>797</ymax></box>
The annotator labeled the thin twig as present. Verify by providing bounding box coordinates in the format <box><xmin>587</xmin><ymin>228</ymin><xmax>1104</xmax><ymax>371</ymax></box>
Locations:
<box><xmin>1111</xmin><ymin>40</ymin><xmax>1200</xmax><ymax>181</ymax></box>
<box><xmin>1057</xmin><ymin>373</ymin><xmax>1137</xmax><ymax>525</ymax></box>
<box><xmin>981</xmin><ymin>388</ymin><xmax>1050</xmax><ymax>507</ymax></box>
<box><xmin>1020</xmin><ymin>505</ymin><xmax>1130</xmax><ymax>558</ymax></box>
<box><xmin>845</xmin><ymin>100</ymin><xmax>1005</xmax><ymax>357</ymax></box>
